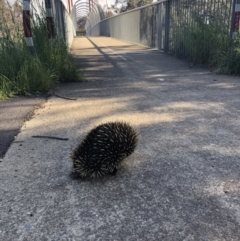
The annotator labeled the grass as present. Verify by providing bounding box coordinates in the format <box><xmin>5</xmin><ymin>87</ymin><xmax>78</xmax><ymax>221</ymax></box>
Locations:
<box><xmin>171</xmin><ymin>8</ymin><xmax>240</xmax><ymax>75</ymax></box>
<box><xmin>0</xmin><ymin>1</ymin><xmax>84</xmax><ymax>100</ymax></box>
<box><xmin>217</xmin><ymin>34</ymin><xmax>240</xmax><ymax>75</ymax></box>
<box><xmin>172</xmin><ymin>18</ymin><xmax>226</xmax><ymax>66</ymax></box>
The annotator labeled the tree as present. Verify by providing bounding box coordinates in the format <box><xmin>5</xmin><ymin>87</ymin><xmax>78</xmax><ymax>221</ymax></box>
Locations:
<box><xmin>111</xmin><ymin>0</ymin><xmax>152</xmax><ymax>14</ymax></box>
<box><xmin>0</xmin><ymin>0</ymin><xmax>22</xmax><ymax>38</ymax></box>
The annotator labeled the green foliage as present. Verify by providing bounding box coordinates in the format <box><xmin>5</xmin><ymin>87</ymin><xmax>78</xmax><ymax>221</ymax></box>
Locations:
<box><xmin>0</xmin><ymin>75</ymin><xmax>15</xmax><ymax>100</ymax></box>
<box><xmin>171</xmin><ymin>11</ymin><xmax>240</xmax><ymax>75</ymax></box>
<box><xmin>217</xmin><ymin>35</ymin><xmax>240</xmax><ymax>75</ymax></box>
<box><xmin>172</xmin><ymin>16</ymin><xmax>228</xmax><ymax>64</ymax></box>
<box><xmin>31</xmin><ymin>15</ymin><xmax>81</xmax><ymax>83</ymax></box>
<box><xmin>0</xmin><ymin>1</ymin><xmax>84</xmax><ymax>100</ymax></box>
<box><xmin>16</xmin><ymin>58</ymin><xmax>57</xmax><ymax>94</ymax></box>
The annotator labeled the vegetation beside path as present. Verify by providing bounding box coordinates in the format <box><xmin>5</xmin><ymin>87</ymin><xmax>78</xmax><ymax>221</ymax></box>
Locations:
<box><xmin>0</xmin><ymin>1</ymin><xmax>84</xmax><ymax>100</ymax></box>
<box><xmin>172</xmin><ymin>17</ymin><xmax>240</xmax><ymax>75</ymax></box>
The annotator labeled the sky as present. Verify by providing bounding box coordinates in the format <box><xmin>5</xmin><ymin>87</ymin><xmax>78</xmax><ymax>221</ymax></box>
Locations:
<box><xmin>6</xmin><ymin>0</ymin><xmax>15</xmax><ymax>5</ymax></box>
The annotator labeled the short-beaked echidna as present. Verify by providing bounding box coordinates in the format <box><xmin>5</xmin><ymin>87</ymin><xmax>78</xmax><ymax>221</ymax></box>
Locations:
<box><xmin>71</xmin><ymin>121</ymin><xmax>138</xmax><ymax>178</ymax></box>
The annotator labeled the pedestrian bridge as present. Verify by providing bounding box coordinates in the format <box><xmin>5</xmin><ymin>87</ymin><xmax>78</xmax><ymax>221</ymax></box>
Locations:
<box><xmin>24</xmin><ymin>0</ymin><xmax>238</xmax><ymax>57</ymax></box>
<box><xmin>71</xmin><ymin>35</ymin><xmax>206</xmax><ymax>81</ymax></box>
<box><xmin>76</xmin><ymin>0</ymin><xmax>238</xmax><ymax>57</ymax></box>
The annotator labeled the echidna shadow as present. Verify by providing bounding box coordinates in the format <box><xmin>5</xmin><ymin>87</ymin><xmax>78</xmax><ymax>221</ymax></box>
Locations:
<box><xmin>71</xmin><ymin>121</ymin><xmax>138</xmax><ymax>178</ymax></box>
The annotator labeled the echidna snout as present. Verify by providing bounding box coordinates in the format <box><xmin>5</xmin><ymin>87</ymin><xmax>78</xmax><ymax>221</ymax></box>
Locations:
<box><xmin>71</xmin><ymin>121</ymin><xmax>138</xmax><ymax>178</ymax></box>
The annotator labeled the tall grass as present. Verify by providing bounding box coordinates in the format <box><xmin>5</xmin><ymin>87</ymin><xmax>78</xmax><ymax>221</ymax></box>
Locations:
<box><xmin>172</xmin><ymin>17</ymin><xmax>229</xmax><ymax>65</ymax></box>
<box><xmin>217</xmin><ymin>34</ymin><xmax>240</xmax><ymax>75</ymax></box>
<box><xmin>0</xmin><ymin>1</ymin><xmax>84</xmax><ymax>100</ymax></box>
<box><xmin>171</xmin><ymin>7</ymin><xmax>240</xmax><ymax>75</ymax></box>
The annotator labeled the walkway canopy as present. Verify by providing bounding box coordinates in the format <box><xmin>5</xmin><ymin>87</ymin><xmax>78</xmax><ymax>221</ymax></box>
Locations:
<box><xmin>60</xmin><ymin>0</ymin><xmax>105</xmax><ymax>22</ymax></box>
<box><xmin>73</xmin><ymin>0</ymin><xmax>106</xmax><ymax>30</ymax></box>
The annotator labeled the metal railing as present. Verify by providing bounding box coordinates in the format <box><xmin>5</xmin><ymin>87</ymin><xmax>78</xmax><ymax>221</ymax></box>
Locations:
<box><xmin>84</xmin><ymin>4</ymin><xmax>107</xmax><ymax>33</ymax></box>
<box><xmin>86</xmin><ymin>0</ymin><xmax>235</xmax><ymax>56</ymax></box>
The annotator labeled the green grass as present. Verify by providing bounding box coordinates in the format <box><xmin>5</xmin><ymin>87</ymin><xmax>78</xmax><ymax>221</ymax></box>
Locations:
<box><xmin>0</xmin><ymin>2</ymin><xmax>84</xmax><ymax>100</ymax></box>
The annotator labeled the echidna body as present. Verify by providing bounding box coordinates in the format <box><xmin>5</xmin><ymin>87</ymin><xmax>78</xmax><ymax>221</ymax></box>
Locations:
<box><xmin>71</xmin><ymin>122</ymin><xmax>138</xmax><ymax>178</ymax></box>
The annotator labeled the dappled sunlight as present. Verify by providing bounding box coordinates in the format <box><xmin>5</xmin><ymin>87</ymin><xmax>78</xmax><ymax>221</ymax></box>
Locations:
<box><xmin>207</xmin><ymin>82</ymin><xmax>237</xmax><ymax>89</ymax></box>
<box><xmin>72</xmin><ymin>37</ymin><xmax>94</xmax><ymax>49</ymax></box>
<box><xmin>95</xmin><ymin>112</ymin><xmax>178</xmax><ymax>126</ymax></box>
<box><xmin>203</xmin><ymin>177</ymin><xmax>240</xmax><ymax>197</ymax></box>
<box><xmin>158</xmin><ymin>101</ymin><xmax>224</xmax><ymax>111</ymax></box>
<box><xmin>88</xmin><ymin>36</ymin><xmax>150</xmax><ymax>50</ymax></box>
<box><xmin>2</xmin><ymin>36</ymin><xmax>240</xmax><ymax>241</ymax></box>
<box><xmin>198</xmin><ymin>176</ymin><xmax>240</xmax><ymax>227</ymax></box>
<box><xmin>199</xmin><ymin>143</ymin><xmax>240</xmax><ymax>157</ymax></box>
<box><xmin>20</xmin><ymin>95</ymin><xmax>181</xmax><ymax>137</ymax></box>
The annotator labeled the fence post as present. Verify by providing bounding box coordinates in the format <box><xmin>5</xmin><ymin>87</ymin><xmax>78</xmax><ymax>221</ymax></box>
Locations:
<box><xmin>45</xmin><ymin>0</ymin><xmax>55</xmax><ymax>38</ymax></box>
<box><xmin>231</xmin><ymin>0</ymin><xmax>240</xmax><ymax>38</ymax></box>
<box><xmin>59</xmin><ymin>1</ymin><xmax>66</xmax><ymax>40</ymax></box>
<box><xmin>156</xmin><ymin>4</ymin><xmax>162</xmax><ymax>50</ymax></box>
<box><xmin>152</xmin><ymin>6</ymin><xmax>155</xmax><ymax>48</ymax></box>
<box><xmin>164</xmin><ymin>0</ymin><xmax>170</xmax><ymax>53</ymax></box>
<box><xmin>22</xmin><ymin>0</ymin><xmax>35</xmax><ymax>54</ymax></box>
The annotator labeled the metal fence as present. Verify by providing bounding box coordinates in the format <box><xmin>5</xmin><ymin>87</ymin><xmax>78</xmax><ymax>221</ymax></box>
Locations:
<box><xmin>51</xmin><ymin>0</ymin><xmax>66</xmax><ymax>39</ymax></box>
<box><xmin>84</xmin><ymin>4</ymin><xmax>109</xmax><ymax>33</ymax></box>
<box><xmin>51</xmin><ymin>0</ymin><xmax>77</xmax><ymax>47</ymax></box>
<box><xmin>86</xmin><ymin>0</ymin><xmax>236</xmax><ymax>57</ymax></box>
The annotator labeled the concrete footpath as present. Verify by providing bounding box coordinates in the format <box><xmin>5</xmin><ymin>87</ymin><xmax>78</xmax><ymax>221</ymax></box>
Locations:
<box><xmin>0</xmin><ymin>36</ymin><xmax>240</xmax><ymax>240</ymax></box>
<box><xmin>0</xmin><ymin>96</ymin><xmax>46</xmax><ymax>158</ymax></box>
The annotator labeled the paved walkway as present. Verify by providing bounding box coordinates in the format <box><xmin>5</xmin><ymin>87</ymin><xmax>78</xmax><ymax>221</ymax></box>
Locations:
<box><xmin>1</xmin><ymin>36</ymin><xmax>240</xmax><ymax>240</ymax></box>
<box><xmin>0</xmin><ymin>96</ymin><xmax>46</xmax><ymax>158</ymax></box>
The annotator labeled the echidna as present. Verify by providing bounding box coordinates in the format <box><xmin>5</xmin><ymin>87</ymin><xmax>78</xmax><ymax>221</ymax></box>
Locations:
<box><xmin>71</xmin><ymin>121</ymin><xmax>138</xmax><ymax>178</ymax></box>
